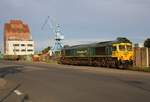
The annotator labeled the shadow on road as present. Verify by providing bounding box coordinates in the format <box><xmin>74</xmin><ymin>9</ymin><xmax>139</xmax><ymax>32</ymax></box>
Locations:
<box><xmin>0</xmin><ymin>66</ymin><xmax>24</xmax><ymax>78</ymax></box>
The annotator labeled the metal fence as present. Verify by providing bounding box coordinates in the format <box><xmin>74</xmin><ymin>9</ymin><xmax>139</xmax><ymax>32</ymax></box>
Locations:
<box><xmin>134</xmin><ymin>47</ymin><xmax>150</xmax><ymax>67</ymax></box>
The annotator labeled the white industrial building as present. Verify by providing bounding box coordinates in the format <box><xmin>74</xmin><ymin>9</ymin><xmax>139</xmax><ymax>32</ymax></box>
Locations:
<box><xmin>5</xmin><ymin>40</ymin><xmax>34</xmax><ymax>55</ymax></box>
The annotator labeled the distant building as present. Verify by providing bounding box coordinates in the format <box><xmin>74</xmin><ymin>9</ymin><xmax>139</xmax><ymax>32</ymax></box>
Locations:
<box><xmin>4</xmin><ymin>20</ymin><xmax>34</xmax><ymax>55</ymax></box>
<box><xmin>134</xmin><ymin>43</ymin><xmax>144</xmax><ymax>48</ymax></box>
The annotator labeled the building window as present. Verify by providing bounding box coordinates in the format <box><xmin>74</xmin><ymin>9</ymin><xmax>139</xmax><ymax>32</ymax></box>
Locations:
<box><xmin>13</xmin><ymin>49</ymin><xmax>19</xmax><ymax>52</ymax></box>
<box><xmin>27</xmin><ymin>49</ymin><xmax>33</xmax><ymax>52</ymax></box>
<box><xmin>13</xmin><ymin>44</ymin><xmax>19</xmax><ymax>46</ymax></box>
<box><xmin>21</xmin><ymin>49</ymin><xmax>26</xmax><ymax>52</ymax></box>
<box><xmin>27</xmin><ymin>44</ymin><xmax>33</xmax><ymax>47</ymax></box>
<box><xmin>21</xmin><ymin>44</ymin><xmax>25</xmax><ymax>46</ymax></box>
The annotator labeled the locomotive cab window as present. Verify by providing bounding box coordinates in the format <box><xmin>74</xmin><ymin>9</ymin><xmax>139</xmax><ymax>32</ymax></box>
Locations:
<box><xmin>126</xmin><ymin>45</ymin><xmax>132</xmax><ymax>51</ymax></box>
<box><xmin>112</xmin><ymin>46</ymin><xmax>117</xmax><ymax>51</ymax></box>
<box><xmin>119</xmin><ymin>45</ymin><xmax>125</xmax><ymax>51</ymax></box>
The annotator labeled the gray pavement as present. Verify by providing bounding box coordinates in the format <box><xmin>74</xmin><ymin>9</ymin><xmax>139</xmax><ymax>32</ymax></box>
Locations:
<box><xmin>0</xmin><ymin>79</ymin><xmax>7</xmax><ymax>90</ymax></box>
<box><xmin>0</xmin><ymin>60</ymin><xmax>150</xmax><ymax>102</ymax></box>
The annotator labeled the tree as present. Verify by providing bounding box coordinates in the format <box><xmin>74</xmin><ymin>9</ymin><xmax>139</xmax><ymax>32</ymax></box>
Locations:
<box><xmin>144</xmin><ymin>38</ymin><xmax>150</xmax><ymax>48</ymax></box>
<box><xmin>117</xmin><ymin>37</ymin><xmax>132</xmax><ymax>43</ymax></box>
<box><xmin>42</xmin><ymin>46</ymin><xmax>51</xmax><ymax>54</ymax></box>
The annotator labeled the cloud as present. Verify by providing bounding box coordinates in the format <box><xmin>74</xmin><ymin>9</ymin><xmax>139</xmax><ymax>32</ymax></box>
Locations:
<box><xmin>123</xmin><ymin>0</ymin><xmax>150</xmax><ymax>5</ymax></box>
<box><xmin>0</xmin><ymin>0</ymin><xmax>150</xmax><ymax>51</ymax></box>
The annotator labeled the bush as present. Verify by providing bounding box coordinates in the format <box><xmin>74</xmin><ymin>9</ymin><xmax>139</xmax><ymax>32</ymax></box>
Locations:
<box><xmin>144</xmin><ymin>38</ymin><xmax>150</xmax><ymax>48</ymax></box>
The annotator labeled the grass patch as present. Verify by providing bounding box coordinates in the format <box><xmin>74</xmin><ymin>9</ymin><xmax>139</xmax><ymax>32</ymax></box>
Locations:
<box><xmin>142</xmin><ymin>67</ymin><xmax>150</xmax><ymax>72</ymax></box>
<box><xmin>45</xmin><ymin>60</ymin><xmax>58</xmax><ymax>64</ymax></box>
<box><xmin>129</xmin><ymin>66</ymin><xmax>150</xmax><ymax>72</ymax></box>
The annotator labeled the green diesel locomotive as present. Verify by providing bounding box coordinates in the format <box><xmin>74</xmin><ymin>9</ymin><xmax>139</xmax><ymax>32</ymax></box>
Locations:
<box><xmin>60</xmin><ymin>38</ymin><xmax>133</xmax><ymax>68</ymax></box>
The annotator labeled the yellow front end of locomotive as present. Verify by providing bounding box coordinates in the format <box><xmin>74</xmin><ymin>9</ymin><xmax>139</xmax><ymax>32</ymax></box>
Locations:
<box><xmin>112</xmin><ymin>43</ymin><xmax>133</xmax><ymax>61</ymax></box>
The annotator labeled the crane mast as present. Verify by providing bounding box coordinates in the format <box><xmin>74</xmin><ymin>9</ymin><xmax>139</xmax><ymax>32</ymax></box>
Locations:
<box><xmin>42</xmin><ymin>16</ymin><xmax>64</xmax><ymax>54</ymax></box>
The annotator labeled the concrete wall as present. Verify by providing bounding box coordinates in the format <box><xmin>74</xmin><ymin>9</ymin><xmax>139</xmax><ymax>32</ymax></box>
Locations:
<box><xmin>6</xmin><ymin>40</ymin><xmax>34</xmax><ymax>55</ymax></box>
<box><xmin>134</xmin><ymin>47</ymin><xmax>150</xmax><ymax>67</ymax></box>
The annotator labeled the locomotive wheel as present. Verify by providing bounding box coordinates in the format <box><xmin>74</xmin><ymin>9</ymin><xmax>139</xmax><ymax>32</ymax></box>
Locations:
<box><xmin>102</xmin><ymin>61</ymin><xmax>106</xmax><ymax>67</ymax></box>
<box><xmin>118</xmin><ymin>65</ymin><xmax>124</xmax><ymax>69</ymax></box>
<box><xmin>111</xmin><ymin>61</ymin><xmax>117</xmax><ymax>68</ymax></box>
<box><xmin>106</xmin><ymin>61</ymin><xmax>110</xmax><ymax>68</ymax></box>
<box><xmin>118</xmin><ymin>63</ymin><xmax>127</xmax><ymax>69</ymax></box>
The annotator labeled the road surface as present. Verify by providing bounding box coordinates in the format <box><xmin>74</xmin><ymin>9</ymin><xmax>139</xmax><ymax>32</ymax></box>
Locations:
<box><xmin>0</xmin><ymin>60</ymin><xmax>150</xmax><ymax>102</ymax></box>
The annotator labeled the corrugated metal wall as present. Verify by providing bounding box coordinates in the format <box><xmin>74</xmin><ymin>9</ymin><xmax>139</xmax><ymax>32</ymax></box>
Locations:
<box><xmin>149</xmin><ymin>48</ymin><xmax>150</xmax><ymax>66</ymax></box>
<box><xmin>134</xmin><ymin>47</ymin><xmax>150</xmax><ymax>67</ymax></box>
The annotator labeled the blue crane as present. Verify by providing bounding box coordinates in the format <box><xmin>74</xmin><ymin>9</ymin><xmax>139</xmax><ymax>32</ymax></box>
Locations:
<box><xmin>42</xmin><ymin>16</ymin><xmax>64</xmax><ymax>54</ymax></box>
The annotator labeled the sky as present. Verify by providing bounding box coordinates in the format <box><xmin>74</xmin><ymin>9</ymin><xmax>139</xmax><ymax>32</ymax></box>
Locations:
<box><xmin>0</xmin><ymin>0</ymin><xmax>150</xmax><ymax>51</ymax></box>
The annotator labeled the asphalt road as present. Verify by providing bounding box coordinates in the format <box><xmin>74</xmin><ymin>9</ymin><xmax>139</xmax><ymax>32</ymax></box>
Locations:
<box><xmin>0</xmin><ymin>60</ymin><xmax>150</xmax><ymax>102</ymax></box>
